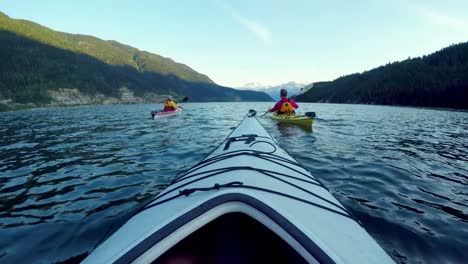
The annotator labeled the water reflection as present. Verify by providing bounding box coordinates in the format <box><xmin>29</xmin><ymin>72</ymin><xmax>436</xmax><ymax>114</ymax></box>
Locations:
<box><xmin>0</xmin><ymin>103</ymin><xmax>467</xmax><ymax>264</ymax></box>
<box><xmin>276</xmin><ymin>122</ymin><xmax>313</xmax><ymax>135</ymax></box>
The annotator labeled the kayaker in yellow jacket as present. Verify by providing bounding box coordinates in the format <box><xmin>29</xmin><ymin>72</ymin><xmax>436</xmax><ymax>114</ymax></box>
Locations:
<box><xmin>163</xmin><ymin>96</ymin><xmax>178</xmax><ymax>111</ymax></box>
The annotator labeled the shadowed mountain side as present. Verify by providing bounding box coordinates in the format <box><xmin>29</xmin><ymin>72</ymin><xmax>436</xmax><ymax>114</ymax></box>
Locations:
<box><xmin>0</xmin><ymin>30</ymin><xmax>271</xmax><ymax>110</ymax></box>
<box><xmin>0</xmin><ymin>11</ymin><xmax>212</xmax><ymax>84</ymax></box>
<box><xmin>295</xmin><ymin>42</ymin><xmax>468</xmax><ymax>109</ymax></box>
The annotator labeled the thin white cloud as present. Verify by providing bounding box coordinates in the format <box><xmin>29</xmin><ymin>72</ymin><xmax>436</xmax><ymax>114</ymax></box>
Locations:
<box><xmin>234</xmin><ymin>14</ymin><xmax>272</xmax><ymax>44</ymax></box>
<box><xmin>217</xmin><ymin>0</ymin><xmax>272</xmax><ymax>44</ymax></box>
<box><xmin>417</xmin><ymin>7</ymin><xmax>468</xmax><ymax>33</ymax></box>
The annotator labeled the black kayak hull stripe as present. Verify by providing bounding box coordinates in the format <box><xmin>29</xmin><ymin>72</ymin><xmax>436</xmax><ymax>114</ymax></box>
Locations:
<box><xmin>114</xmin><ymin>193</ymin><xmax>336</xmax><ymax>264</ymax></box>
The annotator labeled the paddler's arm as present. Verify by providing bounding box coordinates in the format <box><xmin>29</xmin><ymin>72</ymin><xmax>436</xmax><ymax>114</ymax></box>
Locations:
<box><xmin>290</xmin><ymin>99</ymin><xmax>299</xmax><ymax>109</ymax></box>
<box><xmin>269</xmin><ymin>102</ymin><xmax>281</xmax><ymax>112</ymax></box>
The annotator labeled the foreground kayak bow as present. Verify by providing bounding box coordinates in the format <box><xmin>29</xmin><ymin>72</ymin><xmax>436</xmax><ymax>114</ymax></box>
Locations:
<box><xmin>83</xmin><ymin>110</ymin><xmax>393</xmax><ymax>264</ymax></box>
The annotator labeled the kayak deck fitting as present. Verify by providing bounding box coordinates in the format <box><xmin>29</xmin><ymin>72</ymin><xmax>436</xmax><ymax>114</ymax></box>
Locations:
<box><xmin>83</xmin><ymin>110</ymin><xmax>393</xmax><ymax>264</ymax></box>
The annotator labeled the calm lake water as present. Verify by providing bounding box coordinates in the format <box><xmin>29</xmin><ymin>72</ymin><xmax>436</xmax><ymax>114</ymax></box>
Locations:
<box><xmin>0</xmin><ymin>103</ymin><xmax>467</xmax><ymax>263</ymax></box>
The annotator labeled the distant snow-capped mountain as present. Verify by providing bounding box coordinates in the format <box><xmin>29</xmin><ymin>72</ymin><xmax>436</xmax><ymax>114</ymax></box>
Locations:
<box><xmin>239</xmin><ymin>82</ymin><xmax>275</xmax><ymax>90</ymax></box>
<box><xmin>238</xmin><ymin>81</ymin><xmax>309</xmax><ymax>100</ymax></box>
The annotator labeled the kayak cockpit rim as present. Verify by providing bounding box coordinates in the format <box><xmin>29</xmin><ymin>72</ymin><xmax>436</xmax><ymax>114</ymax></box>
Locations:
<box><xmin>113</xmin><ymin>193</ymin><xmax>336</xmax><ymax>264</ymax></box>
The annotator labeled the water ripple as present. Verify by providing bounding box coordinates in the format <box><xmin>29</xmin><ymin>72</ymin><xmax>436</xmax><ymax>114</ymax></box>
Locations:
<box><xmin>0</xmin><ymin>103</ymin><xmax>467</xmax><ymax>263</ymax></box>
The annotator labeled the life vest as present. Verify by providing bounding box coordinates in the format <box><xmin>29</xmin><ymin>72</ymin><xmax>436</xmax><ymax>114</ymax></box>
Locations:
<box><xmin>164</xmin><ymin>100</ymin><xmax>176</xmax><ymax>111</ymax></box>
<box><xmin>278</xmin><ymin>99</ymin><xmax>294</xmax><ymax>115</ymax></box>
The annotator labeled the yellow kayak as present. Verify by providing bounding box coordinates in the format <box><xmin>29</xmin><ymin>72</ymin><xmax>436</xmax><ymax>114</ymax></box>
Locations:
<box><xmin>268</xmin><ymin>112</ymin><xmax>314</xmax><ymax>126</ymax></box>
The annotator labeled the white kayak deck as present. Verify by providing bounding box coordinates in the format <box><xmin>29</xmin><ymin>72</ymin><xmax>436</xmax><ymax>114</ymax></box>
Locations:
<box><xmin>83</xmin><ymin>110</ymin><xmax>394</xmax><ymax>264</ymax></box>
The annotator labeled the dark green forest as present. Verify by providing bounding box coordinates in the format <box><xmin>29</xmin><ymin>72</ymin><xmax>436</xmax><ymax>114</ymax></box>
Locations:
<box><xmin>295</xmin><ymin>42</ymin><xmax>468</xmax><ymax>109</ymax></box>
<box><xmin>0</xmin><ymin>12</ymin><xmax>271</xmax><ymax>110</ymax></box>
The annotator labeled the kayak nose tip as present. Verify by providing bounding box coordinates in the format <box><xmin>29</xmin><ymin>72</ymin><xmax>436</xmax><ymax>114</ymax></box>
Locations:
<box><xmin>248</xmin><ymin>109</ymin><xmax>257</xmax><ymax>117</ymax></box>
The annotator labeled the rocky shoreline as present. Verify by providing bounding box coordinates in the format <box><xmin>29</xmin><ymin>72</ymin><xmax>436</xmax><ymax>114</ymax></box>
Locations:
<box><xmin>0</xmin><ymin>87</ymin><xmax>173</xmax><ymax>112</ymax></box>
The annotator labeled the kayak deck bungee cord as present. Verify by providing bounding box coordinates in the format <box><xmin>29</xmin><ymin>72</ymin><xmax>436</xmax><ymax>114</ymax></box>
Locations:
<box><xmin>83</xmin><ymin>110</ymin><xmax>394</xmax><ymax>264</ymax></box>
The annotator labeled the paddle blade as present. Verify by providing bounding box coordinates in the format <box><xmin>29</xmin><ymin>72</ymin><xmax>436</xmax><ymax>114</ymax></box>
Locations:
<box><xmin>305</xmin><ymin>112</ymin><xmax>316</xmax><ymax>118</ymax></box>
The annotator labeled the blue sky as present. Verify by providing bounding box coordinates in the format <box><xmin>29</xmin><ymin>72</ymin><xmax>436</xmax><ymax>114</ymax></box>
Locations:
<box><xmin>2</xmin><ymin>0</ymin><xmax>468</xmax><ymax>87</ymax></box>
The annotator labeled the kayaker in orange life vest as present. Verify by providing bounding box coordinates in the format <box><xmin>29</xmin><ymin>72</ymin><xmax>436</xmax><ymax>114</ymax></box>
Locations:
<box><xmin>269</xmin><ymin>89</ymin><xmax>299</xmax><ymax>115</ymax></box>
<box><xmin>163</xmin><ymin>96</ymin><xmax>178</xmax><ymax>111</ymax></box>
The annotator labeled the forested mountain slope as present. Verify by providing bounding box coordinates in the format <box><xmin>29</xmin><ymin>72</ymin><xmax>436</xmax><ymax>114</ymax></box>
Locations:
<box><xmin>0</xmin><ymin>12</ymin><xmax>271</xmax><ymax>111</ymax></box>
<box><xmin>295</xmin><ymin>42</ymin><xmax>468</xmax><ymax>109</ymax></box>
